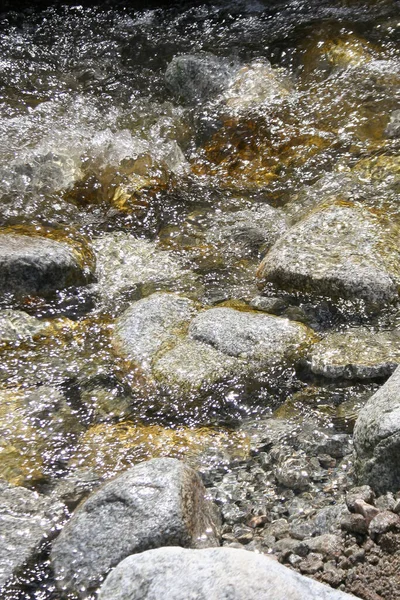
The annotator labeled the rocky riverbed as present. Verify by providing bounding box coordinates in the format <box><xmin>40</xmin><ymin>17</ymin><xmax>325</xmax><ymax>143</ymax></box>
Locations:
<box><xmin>0</xmin><ymin>0</ymin><xmax>399</xmax><ymax>598</ymax></box>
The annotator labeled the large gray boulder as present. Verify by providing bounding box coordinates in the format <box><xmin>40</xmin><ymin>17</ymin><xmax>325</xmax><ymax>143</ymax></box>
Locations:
<box><xmin>98</xmin><ymin>546</ymin><xmax>360</xmax><ymax>600</ymax></box>
<box><xmin>354</xmin><ymin>366</ymin><xmax>400</xmax><ymax>494</ymax></box>
<box><xmin>189</xmin><ymin>307</ymin><xmax>315</xmax><ymax>367</ymax></box>
<box><xmin>51</xmin><ymin>458</ymin><xmax>221</xmax><ymax>598</ymax></box>
<box><xmin>0</xmin><ymin>481</ymin><xmax>66</xmax><ymax>592</ymax></box>
<box><xmin>310</xmin><ymin>328</ymin><xmax>400</xmax><ymax>380</ymax></box>
<box><xmin>112</xmin><ymin>300</ymin><xmax>315</xmax><ymax>402</ymax></box>
<box><xmin>0</xmin><ymin>232</ymin><xmax>94</xmax><ymax>297</ymax></box>
<box><xmin>257</xmin><ymin>202</ymin><xmax>400</xmax><ymax>309</ymax></box>
<box><xmin>165</xmin><ymin>54</ymin><xmax>236</xmax><ymax>105</ymax></box>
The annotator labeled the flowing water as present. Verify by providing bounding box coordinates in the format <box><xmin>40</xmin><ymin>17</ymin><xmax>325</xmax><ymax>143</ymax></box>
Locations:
<box><xmin>0</xmin><ymin>0</ymin><xmax>399</xmax><ymax>597</ymax></box>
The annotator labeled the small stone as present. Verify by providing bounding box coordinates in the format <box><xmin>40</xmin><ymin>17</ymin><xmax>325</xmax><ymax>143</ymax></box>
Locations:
<box><xmin>312</xmin><ymin>504</ymin><xmax>349</xmax><ymax>535</ymax></box>
<box><xmin>340</xmin><ymin>513</ymin><xmax>368</xmax><ymax>535</ymax></box>
<box><xmin>260</xmin><ymin>533</ymin><xmax>276</xmax><ymax>549</ymax></box>
<box><xmin>273</xmin><ymin>538</ymin><xmax>309</xmax><ymax>560</ymax></box>
<box><xmin>368</xmin><ymin>511</ymin><xmax>400</xmax><ymax>539</ymax></box>
<box><xmin>378</xmin><ymin>531</ymin><xmax>400</xmax><ymax>553</ymax></box>
<box><xmin>264</xmin><ymin>519</ymin><xmax>289</xmax><ymax>540</ymax></box>
<box><xmin>375</xmin><ymin>492</ymin><xmax>396</xmax><ymax>512</ymax></box>
<box><xmin>318</xmin><ymin>454</ymin><xmax>336</xmax><ymax>469</ymax></box>
<box><xmin>247</xmin><ymin>515</ymin><xmax>269</xmax><ymax>528</ymax></box>
<box><xmin>352</xmin><ymin>499</ymin><xmax>379</xmax><ymax>524</ymax></box>
<box><xmin>290</xmin><ymin>521</ymin><xmax>318</xmax><ymax>540</ymax></box>
<box><xmin>275</xmin><ymin>459</ymin><xmax>310</xmax><ymax>490</ymax></box>
<box><xmin>346</xmin><ymin>486</ymin><xmax>375</xmax><ymax>512</ymax></box>
<box><xmin>250</xmin><ymin>296</ymin><xmax>288</xmax><ymax>315</ymax></box>
<box><xmin>287</xmin><ymin>553</ymin><xmax>303</xmax><ymax>567</ymax></box>
<box><xmin>304</xmin><ymin>534</ymin><xmax>343</xmax><ymax>559</ymax></box>
<box><xmin>221</xmin><ymin>504</ymin><xmax>248</xmax><ymax>525</ymax></box>
<box><xmin>298</xmin><ymin>552</ymin><xmax>324</xmax><ymax>574</ymax></box>
<box><xmin>322</xmin><ymin>562</ymin><xmax>346</xmax><ymax>587</ymax></box>
<box><xmin>232</xmin><ymin>525</ymin><xmax>254</xmax><ymax>545</ymax></box>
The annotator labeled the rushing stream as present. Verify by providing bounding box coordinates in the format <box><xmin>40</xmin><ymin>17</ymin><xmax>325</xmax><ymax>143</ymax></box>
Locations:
<box><xmin>0</xmin><ymin>0</ymin><xmax>399</xmax><ymax>598</ymax></box>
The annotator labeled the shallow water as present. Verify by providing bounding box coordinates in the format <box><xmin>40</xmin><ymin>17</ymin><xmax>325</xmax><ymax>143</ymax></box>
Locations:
<box><xmin>0</xmin><ymin>0</ymin><xmax>399</xmax><ymax>597</ymax></box>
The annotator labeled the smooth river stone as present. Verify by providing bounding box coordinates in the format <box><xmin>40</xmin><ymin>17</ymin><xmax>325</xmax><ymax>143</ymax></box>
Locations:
<box><xmin>98</xmin><ymin>546</ymin><xmax>360</xmax><ymax>600</ymax></box>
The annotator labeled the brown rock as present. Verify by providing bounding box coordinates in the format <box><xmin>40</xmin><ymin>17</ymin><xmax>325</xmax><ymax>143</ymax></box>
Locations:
<box><xmin>341</xmin><ymin>513</ymin><xmax>368</xmax><ymax>535</ymax></box>
<box><xmin>346</xmin><ymin>486</ymin><xmax>375</xmax><ymax>512</ymax></box>
<box><xmin>298</xmin><ymin>552</ymin><xmax>324</xmax><ymax>574</ymax></box>
<box><xmin>353</xmin><ymin>499</ymin><xmax>380</xmax><ymax>524</ymax></box>
<box><xmin>368</xmin><ymin>511</ymin><xmax>400</xmax><ymax>539</ymax></box>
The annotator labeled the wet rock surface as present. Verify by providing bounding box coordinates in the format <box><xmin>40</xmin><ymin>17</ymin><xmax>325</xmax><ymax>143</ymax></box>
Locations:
<box><xmin>165</xmin><ymin>54</ymin><xmax>237</xmax><ymax>105</ymax></box>
<box><xmin>0</xmin><ymin>310</ymin><xmax>50</xmax><ymax>343</ymax></box>
<box><xmin>112</xmin><ymin>292</ymin><xmax>198</xmax><ymax>365</ymax></box>
<box><xmin>51</xmin><ymin>458</ymin><xmax>221</xmax><ymax>598</ymax></box>
<box><xmin>189</xmin><ymin>307</ymin><xmax>315</xmax><ymax>367</ymax></box>
<box><xmin>354</xmin><ymin>366</ymin><xmax>400</xmax><ymax>494</ymax></box>
<box><xmin>98</xmin><ymin>547</ymin><xmax>358</xmax><ymax>600</ymax></box>
<box><xmin>310</xmin><ymin>329</ymin><xmax>400</xmax><ymax>380</ymax></box>
<box><xmin>0</xmin><ymin>231</ymin><xmax>94</xmax><ymax>298</ymax></box>
<box><xmin>257</xmin><ymin>202</ymin><xmax>400</xmax><ymax>310</ymax></box>
<box><xmin>93</xmin><ymin>234</ymin><xmax>200</xmax><ymax>315</ymax></box>
<box><xmin>0</xmin><ymin>1</ymin><xmax>399</xmax><ymax>599</ymax></box>
<box><xmin>0</xmin><ymin>481</ymin><xmax>66</xmax><ymax>592</ymax></box>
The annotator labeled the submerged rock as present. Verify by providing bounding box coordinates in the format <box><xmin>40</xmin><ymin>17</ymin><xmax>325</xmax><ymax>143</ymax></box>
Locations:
<box><xmin>113</xmin><ymin>299</ymin><xmax>315</xmax><ymax>408</ymax></box>
<box><xmin>112</xmin><ymin>293</ymin><xmax>198</xmax><ymax>366</ymax></box>
<box><xmin>93</xmin><ymin>234</ymin><xmax>200</xmax><ymax>315</ymax></box>
<box><xmin>354</xmin><ymin>366</ymin><xmax>400</xmax><ymax>494</ymax></box>
<box><xmin>0</xmin><ymin>310</ymin><xmax>50</xmax><ymax>343</ymax></box>
<box><xmin>69</xmin><ymin>422</ymin><xmax>250</xmax><ymax>479</ymax></box>
<box><xmin>222</xmin><ymin>59</ymin><xmax>292</xmax><ymax>110</ymax></box>
<box><xmin>299</xmin><ymin>27</ymin><xmax>379</xmax><ymax>83</ymax></box>
<box><xmin>98</xmin><ymin>546</ymin><xmax>359</xmax><ymax>600</ymax></box>
<box><xmin>51</xmin><ymin>458</ymin><xmax>221</xmax><ymax>598</ymax></box>
<box><xmin>0</xmin><ymin>152</ymin><xmax>82</xmax><ymax>196</ymax></box>
<box><xmin>0</xmin><ymin>230</ymin><xmax>94</xmax><ymax>298</ymax></box>
<box><xmin>257</xmin><ymin>201</ymin><xmax>400</xmax><ymax>310</ymax></box>
<box><xmin>152</xmin><ymin>338</ymin><xmax>239</xmax><ymax>393</ymax></box>
<box><xmin>0</xmin><ymin>481</ymin><xmax>66</xmax><ymax>592</ymax></box>
<box><xmin>310</xmin><ymin>328</ymin><xmax>400</xmax><ymax>380</ymax></box>
<box><xmin>385</xmin><ymin>109</ymin><xmax>400</xmax><ymax>139</ymax></box>
<box><xmin>205</xmin><ymin>204</ymin><xmax>289</xmax><ymax>258</ymax></box>
<box><xmin>165</xmin><ymin>54</ymin><xmax>236</xmax><ymax>105</ymax></box>
<box><xmin>0</xmin><ymin>386</ymin><xmax>82</xmax><ymax>486</ymax></box>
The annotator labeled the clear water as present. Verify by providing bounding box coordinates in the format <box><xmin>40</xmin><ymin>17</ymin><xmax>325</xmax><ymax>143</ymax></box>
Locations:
<box><xmin>0</xmin><ymin>0</ymin><xmax>399</xmax><ymax>596</ymax></box>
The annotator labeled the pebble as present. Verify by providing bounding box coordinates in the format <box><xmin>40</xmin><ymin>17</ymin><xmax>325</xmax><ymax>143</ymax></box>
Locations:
<box><xmin>368</xmin><ymin>511</ymin><xmax>400</xmax><ymax>539</ymax></box>
<box><xmin>353</xmin><ymin>500</ymin><xmax>380</xmax><ymax>524</ymax></box>
<box><xmin>340</xmin><ymin>513</ymin><xmax>368</xmax><ymax>535</ymax></box>
<box><xmin>304</xmin><ymin>534</ymin><xmax>343</xmax><ymax>559</ymax></box>
<box><xmin>298</xmin><ymin>552</ymin><xmax>324</xmax><ymax>574</ymax></box>
<box><xmin>346</xmin><ymin>486</ymin><xmax>375</xmax><ymax>512</ymax></box>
